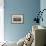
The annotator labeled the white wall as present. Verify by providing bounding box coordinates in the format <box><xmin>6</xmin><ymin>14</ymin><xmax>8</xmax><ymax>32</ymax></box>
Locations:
<box><xmin>0</xmin><ymin>0</ymin><xmax>4</xmax><ymax>42</ymax></box>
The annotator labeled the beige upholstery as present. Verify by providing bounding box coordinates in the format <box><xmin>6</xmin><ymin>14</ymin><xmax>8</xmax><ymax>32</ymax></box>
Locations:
<box><xmin>44</xmin><ymin>30</ymin><xmax>46</xmax><ymax>46</ymax></box>
<box><xmin>32</xmin><ymin>25</ymin><xmax>46</xmax><ymax>46</ymax></box>
<box><xmin>35</xmin><ymin>29</ymin><xmax>45</xmax><ymax>46</ymax></box>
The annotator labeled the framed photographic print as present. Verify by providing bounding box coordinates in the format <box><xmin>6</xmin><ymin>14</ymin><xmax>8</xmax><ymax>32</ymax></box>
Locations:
<box><xmin>12</xmin><ymin>15</ymin><xmax>24</xmax><ymax>24</ymax></box>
